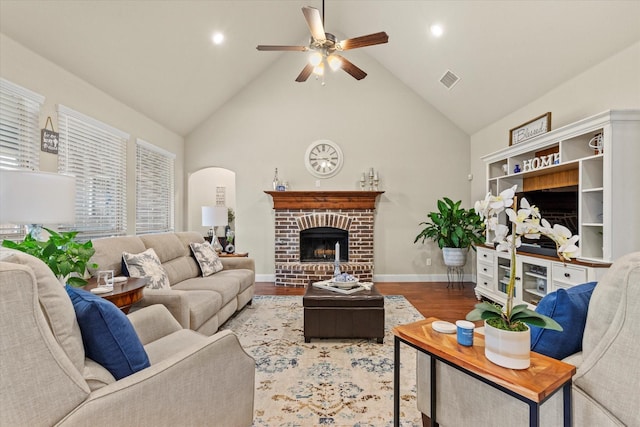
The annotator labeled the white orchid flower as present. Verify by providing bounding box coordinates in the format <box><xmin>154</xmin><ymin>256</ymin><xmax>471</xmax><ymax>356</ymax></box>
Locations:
<box><xmin>496</xmin><ymin>234</ymin><xmax>521</xmax><ymax>253</ymax></box>
<box><xmin>520</xmin><ymin>198</ymin><xmax>540</xmax><ymax>219</ymax></box>
<box><xmin>486</xmin><ymin>215</ymin><xmax>499</xmax><ymax>231</ymax></box>
<box><xmin>489</xmin><ymin>185</ymin><xmax>517</xmax><ymax>210</ymax></box>
<box><xmin>474</xmin><ymin>195</ymin><xmax>491</xmax><ymax>219</ymax></box>
<box><xmin>558</xmin><ymin>235</ymin><xmax>580</xmax><ymax>260</ymax></box>
<box><xmin>475</xmin><ymin>188</ymin><xmax>580</xmax><ymax>264</ymax></box>
<box><xmin>551</xmin><ymin>224</ymin><xmax>574</xmax><ymax>244</ymax></box>
<box><xmin>538</xmin><ymin>218</ymin><xmax>553</xmax><ymax>235</ymax></box>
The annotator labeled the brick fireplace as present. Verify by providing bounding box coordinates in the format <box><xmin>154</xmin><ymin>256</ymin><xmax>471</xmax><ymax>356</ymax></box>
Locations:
<box><xmin>265</xmin><ymin>191</ymin><xmax>384</xmax><ymax>287</ymax></box>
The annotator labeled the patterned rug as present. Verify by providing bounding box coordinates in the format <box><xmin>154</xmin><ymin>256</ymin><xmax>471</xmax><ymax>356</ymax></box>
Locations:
<box><xmin>221</xmin><ymin>295</ymin><xmax>424</xmax><ymax>427</ymax></box>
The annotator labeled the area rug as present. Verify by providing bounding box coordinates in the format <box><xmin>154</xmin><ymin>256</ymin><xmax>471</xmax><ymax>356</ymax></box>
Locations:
<box><xmin>221</xmin><ymin>295</ymin><xmax>424</xmax><ymax>427</ymax></box>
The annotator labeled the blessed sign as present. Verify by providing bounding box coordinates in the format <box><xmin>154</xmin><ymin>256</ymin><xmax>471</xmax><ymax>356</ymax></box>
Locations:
<box><xmin>509</xmin><ymin>112</ymin><xmax>551</xmax><ymax>146</ymax></box>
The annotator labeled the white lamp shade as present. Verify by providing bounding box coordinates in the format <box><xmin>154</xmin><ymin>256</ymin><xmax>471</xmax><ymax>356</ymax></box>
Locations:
<box><xmin>0</xmin><ymin>171</ymin><xmax>76</xmax><ymax>225</ymax></box>
<box><xmin>201</xmin><ymin>206</ymin><xmax>228</xmax><ymax>227</ymax></box>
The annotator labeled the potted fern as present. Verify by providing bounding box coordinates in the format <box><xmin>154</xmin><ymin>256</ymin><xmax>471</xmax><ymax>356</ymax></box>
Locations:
<box><xmin>466</xmin><ymin>185</ymin><xmax>579</xmax><ymax>369</ymax></box>
<box><xmin>414</xmin><ymin>197</ymin><xmax>485</xmax><ymax>267</ymax></box>
<box><xmin>2</xmin><ymin>228</ymin><xmax>97</xmax><ymax>287</ymax></box>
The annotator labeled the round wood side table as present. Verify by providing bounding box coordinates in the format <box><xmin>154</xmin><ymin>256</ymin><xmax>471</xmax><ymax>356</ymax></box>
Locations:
<box><xmin>83</xmin><ymin>277</ymin><xmax>147</xmax><ymax>314</ymax></box>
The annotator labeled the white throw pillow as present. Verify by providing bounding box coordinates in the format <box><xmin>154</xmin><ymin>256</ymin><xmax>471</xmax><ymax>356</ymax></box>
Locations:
<box><xmin>189</xmin><ymin>242</ymin><xmax>223</xmax><ymax>277</ymax></box>
<box><xmin>122</xmin><ymin>248</ymin><xmax>170</xmax><ymax>290</ymax></box>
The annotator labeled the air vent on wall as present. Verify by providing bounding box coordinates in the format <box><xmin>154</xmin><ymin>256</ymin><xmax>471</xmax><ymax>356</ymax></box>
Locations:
<box><xmin>440</xmin><ymin>70</ymin><xmax>460</xmax><ymax>90</ymax></box>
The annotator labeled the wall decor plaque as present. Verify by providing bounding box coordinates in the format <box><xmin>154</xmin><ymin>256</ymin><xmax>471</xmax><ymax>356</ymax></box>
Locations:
<box><xmin>41</xmin><ymin>116</ymin><xmax>59</xmax><ymax>154</ymax></box>
<box><xmin>509</xmin><ymin>112</ymin><xmax>551</xmax><ymax>146</ymax></box>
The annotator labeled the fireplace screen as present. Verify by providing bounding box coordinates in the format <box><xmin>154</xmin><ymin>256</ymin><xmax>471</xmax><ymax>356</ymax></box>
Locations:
<box><xmin>300</xmin><ymin>227</ymin><xmax>348</xmax><ymax>262</ymax></box>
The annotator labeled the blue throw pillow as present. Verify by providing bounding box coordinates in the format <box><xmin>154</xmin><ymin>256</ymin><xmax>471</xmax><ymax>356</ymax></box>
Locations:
<box><xmin>66</xmin><ymin>286</ymin><xmax>150</xmax><ymax>380</ymax></box>
<box><xmin>530</xmin><ymin>281</ymin><xmax>597</xmax><ymax>360</ymax></box>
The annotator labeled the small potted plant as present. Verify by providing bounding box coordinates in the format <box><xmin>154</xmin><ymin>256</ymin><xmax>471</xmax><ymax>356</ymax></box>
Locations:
<box><xmin>414</xmin><ymin>197</ymin><xmax>485</xmax><ymax>267</ymax></box>
<box><xmin>2</xmin><ymin>228</ymin><xmax>97</xmax><ymax>287</ymax></box>
<box><xmin>466</xmin><ymin>185</ymin><xmax>579</xmax><ymax>369</ymax></box>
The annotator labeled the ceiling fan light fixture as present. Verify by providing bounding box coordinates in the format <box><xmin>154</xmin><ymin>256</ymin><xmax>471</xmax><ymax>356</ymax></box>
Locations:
<box><xmin>327</xmin><ymin>55</ymin><xmax>341</xmax><ymax>71</ymax></box>
<box><xmin>309</xmin><ymin>51</ymin><xmax>323</xmax><ymax>66</ymax></box>
<box><xmin>313</xmin><ymin>62</ymin><xmax>325</xmax><ymax>76</ymax></box>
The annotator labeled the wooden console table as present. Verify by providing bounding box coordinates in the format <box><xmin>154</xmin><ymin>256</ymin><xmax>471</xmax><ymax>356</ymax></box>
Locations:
<box><xmin>84</xmin><ymin>277</ymin><xmax>147</xmax><ymax>314</ymax></box>
<box><xmin>392</xmin><ymin>318</ymin><xmax>576</xmax><ymax>427</ymax></box>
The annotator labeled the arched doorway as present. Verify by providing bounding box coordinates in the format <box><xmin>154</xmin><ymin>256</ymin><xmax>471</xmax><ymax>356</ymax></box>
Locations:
<box><xmin>187</xmin><ymin>167</ymin><xmax>236</xmax><ymax>237</ymax></box>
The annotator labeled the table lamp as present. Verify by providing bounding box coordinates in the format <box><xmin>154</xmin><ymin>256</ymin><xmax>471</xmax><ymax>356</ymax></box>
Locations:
<box><xmin>0</xmin><ymin>170</ymin><xmax>76</xmax><ymax>240</ymax></box>
<box><xmin>201</xmin><ymin>206</ymin><xmax>228</xmax><ymax>252</ymax></box>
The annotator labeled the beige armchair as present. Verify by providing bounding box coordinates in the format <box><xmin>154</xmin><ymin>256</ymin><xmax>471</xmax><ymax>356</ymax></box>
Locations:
<box><xmin>416</xmin><ymin>251</ymin><xmax>640</xmax><ymax>426</ymax></box>
<box><xmin>0</xmin><ymin>250</ymin><xmax>255</xmax><ymax>426</ymax></box>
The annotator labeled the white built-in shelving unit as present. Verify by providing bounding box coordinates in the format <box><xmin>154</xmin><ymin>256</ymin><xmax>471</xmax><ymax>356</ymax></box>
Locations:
<box><xmin>475</xmin><ymin>110</ymin><xmax>640</xmax><ymax>306</ymax></box>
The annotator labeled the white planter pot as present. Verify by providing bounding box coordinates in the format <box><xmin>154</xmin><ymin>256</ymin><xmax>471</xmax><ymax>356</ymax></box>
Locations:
<box><xmin>442</xmin><ymin>247</ymin><xmax>467</xmax><ymax>267</ymax></box>
<box><xmin>484</xmin><ymin>321</ymin><xmax>531</xmax><ymax>370</ymax></box>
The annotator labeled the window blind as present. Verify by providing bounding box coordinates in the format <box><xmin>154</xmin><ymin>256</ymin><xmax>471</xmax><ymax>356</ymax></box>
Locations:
<box><xmin>0</xmin><ymin>78</ymin><xmax>44</xmax><ymax>239</ymax></box>
<box><xmin>0</xmin><ymin>78</ymin><xmax>43</xmax><ymax>171</ymax></box>
<box><xmin>135</xmin><ymin>139</ymin><xmax>175</xmax><ymax>234</ymax></box>
<box><xmin>57</xmin><ymin>104</ymin><xmax>128</xmax><ymax>240</ymax></box>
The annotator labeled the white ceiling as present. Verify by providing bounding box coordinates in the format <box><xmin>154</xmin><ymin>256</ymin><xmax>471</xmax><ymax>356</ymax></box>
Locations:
<box><xmin>1</xmin><ymin>1</ymin><xmax>639</xmax><ymax>136</ymax></box>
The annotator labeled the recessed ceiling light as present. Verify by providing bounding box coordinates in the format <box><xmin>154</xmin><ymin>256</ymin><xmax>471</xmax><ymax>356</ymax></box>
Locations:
<box><xmin>430</xmin><ymin>24</ymin><xmax>444</xmax><ymax>38</ymax></box>
<box><xmin>212</xmin><ymin>32</ymin><xmax>224</xmax><ymax>45</ymax></box>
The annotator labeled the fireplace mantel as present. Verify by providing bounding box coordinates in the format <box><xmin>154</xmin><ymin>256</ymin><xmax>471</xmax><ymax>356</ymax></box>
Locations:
<box><xmin>265</xmin><ymin>190</ymin><xmax>384</xmax><ymax>210</ymax></box>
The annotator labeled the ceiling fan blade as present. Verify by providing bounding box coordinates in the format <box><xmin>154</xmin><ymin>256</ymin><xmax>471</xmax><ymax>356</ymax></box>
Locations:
<box><xmin>338</xmin><ymin>32</ymin><xmax>389</xmax><ymax>50</ymax></box>
<box><xmin>302</xmin><ymin>6</ymin><xmax>326</xmax><ymax>42</ymax></box>
<box><xmin>256</xmin><ymin>45</ymin><xmax>308</xmax><ymax>51</ymax></box>
<box><xmin>295</xmin><ymin>64</ymin><xmax>314</xmax><ymax>82</ymax></box>
<box><xmin>335</xmin><ymin>55</ymin><xmax>367</xmax><ymax>80</ymax></box>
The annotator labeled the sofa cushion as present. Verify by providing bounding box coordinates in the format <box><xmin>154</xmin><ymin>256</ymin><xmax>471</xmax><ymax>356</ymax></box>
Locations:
<box><xmin>530</xmin><ymin>281</ymin><xmax>597</xmax><ymax>360</ymax></box>
<box><xmin>123</xmin><ymin>248</ymin><xmax>170</xmax><ymax>290</ymax></box>
<box><xmin>175</xmin><ymin>231</ymin><xmax>205</xmax><ymax>249</ymax></box>
<box><xmin>173</xmin><ymin>275</ymin><xmax>240</xmax><ymax>306</ymax></box>
<box><xmin>162</xmin><ymin>256</ymin><xmax>201</xmax><ymax>285</ymax></box>
<box><xmin>190</xmin><ymin>241</ymin><xmax>224</xmax><ymax>276</ymax></box>
<box><xmin>83</xmin><ymin>358</ymin><xmax>116</xmax><ymax>391</ymax></box>
<box><xmin>183</xmin><ymin>291</ymin><xmax>222</xmax><ymax>331</ymax></box>
<box><xmin>139</xmin><ymin>233</ymin><xmax>186</xmax><ymax>263</ymax></box>
<box><xmin>1</xmin><ymin>249</ymin><xmax>85</xmax><ymax>373</ymax></box>
<box><xmin>215</xmin><ymin>268</ymin><xmax>255</xmax><ymax>293</ymax></box>
<box><xmin>66</xmin><ymin>286</ymin><xmax>150</xmax><ymax>380</ymax></box>
<box><xmin>89</xmin><ymin>235</ymin><xmax>145</xmax><ymax>276</ymax></box>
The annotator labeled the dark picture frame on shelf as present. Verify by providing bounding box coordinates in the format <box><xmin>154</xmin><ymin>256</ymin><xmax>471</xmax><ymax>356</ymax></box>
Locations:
<box><xmin>509</xmin><ymin>112</ymin><xmax>551</xmax><ymax>146</ymax></box>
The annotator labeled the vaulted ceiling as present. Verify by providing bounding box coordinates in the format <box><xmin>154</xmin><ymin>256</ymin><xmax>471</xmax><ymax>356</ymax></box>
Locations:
<box><xmin>1</xmin><ymin>1</ymin><xmax>639</xmax><ymax>136</ymax></box>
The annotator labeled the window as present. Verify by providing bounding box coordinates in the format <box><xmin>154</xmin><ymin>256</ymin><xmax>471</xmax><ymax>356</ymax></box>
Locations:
<box><xmin>136</xmin><ymin>139</ymin><xmax>175</xmax><ymax>234</ymax></box>
<box><xmin>0</xmin><ymin>78</ymin><xmax>43</xmax><ymax>171</ymax></box>
<box><xmin>57</xmin><ymin>105</ymin><xmax>128</xmax><ymax>239</ymax></box>
<box><xmin>0</xmin><ymin>78</ymin><xmax>44</xmax><ymax>239</ymax></box>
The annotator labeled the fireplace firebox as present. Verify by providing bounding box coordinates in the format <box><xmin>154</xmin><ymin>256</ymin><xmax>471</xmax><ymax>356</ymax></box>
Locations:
<box><xmin>300</xmin><ymin>227</ymin><xmax>348</xmax><ymax>262</ymax></box>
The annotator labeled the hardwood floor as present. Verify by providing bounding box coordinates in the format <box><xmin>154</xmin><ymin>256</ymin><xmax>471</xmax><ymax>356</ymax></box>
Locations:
<box><xmin>255</xmin><ymin>281</ymin><xmax>480</xmax><ymax>323</ymax></box>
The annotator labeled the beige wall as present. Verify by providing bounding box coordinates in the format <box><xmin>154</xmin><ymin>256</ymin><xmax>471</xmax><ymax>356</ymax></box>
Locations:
<box><xmin>5</xmin><ymin>30</ymin><xmax>635</xmax><ymax>282</ymax></box>
<box><xmin>470</xmin><ymin>41</ymin><xmax>640</xmax><ymax>204</ymax></box>
<box><xmin>185</xmin><ymin>49</ymin><xmax>472</xmax><ymax>281</ymax></box>
<box><xmin>0</xmin><ymin>34</ymin><xmax>185</xmax><ymax>233</ymax></box>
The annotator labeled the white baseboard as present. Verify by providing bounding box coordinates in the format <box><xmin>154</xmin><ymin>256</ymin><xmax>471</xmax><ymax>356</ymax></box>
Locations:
<box><xmin>255</xmin><ymin>273</ymin><xmax>477</xmax><ymax>283</ymax></box>
<box><xmin>373</xmin><ymin>274</ymin><xmax>476</xmax><ymax>282</ymax></box>
<box><xmin>256</xmin><ymin>274</ymin><xmax>276</xmax><ymax>282</ymax></box>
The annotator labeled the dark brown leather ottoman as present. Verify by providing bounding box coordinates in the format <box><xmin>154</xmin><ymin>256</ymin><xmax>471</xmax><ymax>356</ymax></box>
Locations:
<box><xmin>303</xmin><ymin>284</ymin><xmax>385</xmax><ymax>343</ymax></box>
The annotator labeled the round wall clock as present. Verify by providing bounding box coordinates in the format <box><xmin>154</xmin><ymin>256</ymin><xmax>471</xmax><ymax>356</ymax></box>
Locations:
<box><xmin>304</xmin><ymin>140</ymin><xmax>344</xmax><ymax>178</ymax></box>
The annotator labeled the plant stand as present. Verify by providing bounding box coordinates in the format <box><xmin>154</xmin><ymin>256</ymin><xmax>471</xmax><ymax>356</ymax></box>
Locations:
<box><xmin>446</xmin><ymin>266</ymin><xmax>464</xmax><ymax>288</ymax></box>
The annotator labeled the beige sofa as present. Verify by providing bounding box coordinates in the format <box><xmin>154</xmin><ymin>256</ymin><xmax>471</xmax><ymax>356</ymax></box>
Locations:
<box><xmin>416</xmin><ymin>251</ymin><xmax>640</xmax><ymax>426</ymax></box>
<box><xmin>0</xmin><ymin>250</ymin><xmax>255</xmax><ymax>426</ymax></box>
<box><xmin>89</xmin><ymin>231</ymin><xmax>255</xmax><ymax>336</ymax></box>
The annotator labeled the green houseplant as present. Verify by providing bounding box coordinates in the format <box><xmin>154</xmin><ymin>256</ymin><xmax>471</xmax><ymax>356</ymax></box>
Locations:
<box><xmin>414</xmin><ymin>197</ymin><xmax>485</xmax><ymax>266</ymax></box>
<box><xmin>466</xmin><ymin>185</ymin><xmax>580</xmax><ymax>368</ymax></box>
<box><xmin>2</xmin><ymin>228</ymin><xmax>97</xmax><ymax>287</ymax></box>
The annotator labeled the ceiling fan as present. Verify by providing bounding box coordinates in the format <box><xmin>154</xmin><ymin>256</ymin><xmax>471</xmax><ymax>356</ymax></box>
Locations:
<box><xmin>256</xmin><ymin>1</ymin><xmax>389</xmax><ymax>82</ymax></box>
